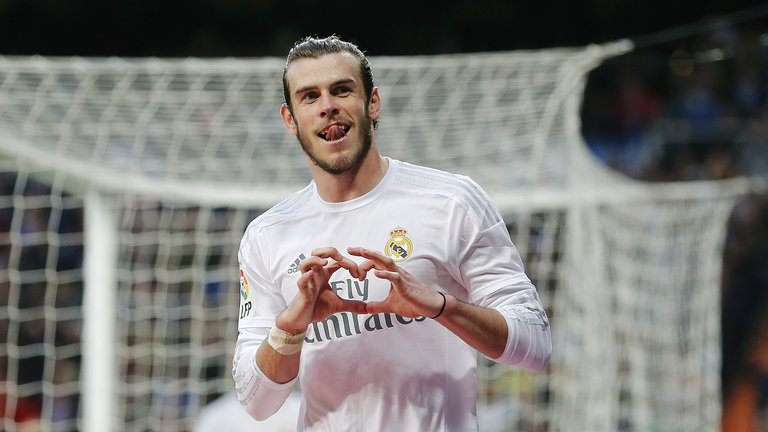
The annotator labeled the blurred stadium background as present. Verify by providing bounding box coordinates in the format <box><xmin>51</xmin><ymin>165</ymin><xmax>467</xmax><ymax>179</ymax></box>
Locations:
<box><xmin>1</xmin><ymin>1</ymin><xmax>767</xmax><ymax>431</ymax></box>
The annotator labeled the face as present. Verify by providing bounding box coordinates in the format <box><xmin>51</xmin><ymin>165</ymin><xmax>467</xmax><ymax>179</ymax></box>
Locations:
<box><xmin>281</xmin><ymin>52</ymin><xmax>380</xmax><ymax>175</ymax></box>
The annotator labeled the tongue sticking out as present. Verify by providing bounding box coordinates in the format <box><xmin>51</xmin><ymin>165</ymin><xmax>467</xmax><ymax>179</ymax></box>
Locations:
<box><xmin>326</xmin><ymin>125</ymin><xmax>346</xmax><ymax>141</ymax></box>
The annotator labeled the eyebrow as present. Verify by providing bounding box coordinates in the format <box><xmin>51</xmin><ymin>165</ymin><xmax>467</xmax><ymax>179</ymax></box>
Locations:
<box><xmin>293</xmin><ymin>78</ymin><xmax>356</xmax><ymax>97</ymax></box>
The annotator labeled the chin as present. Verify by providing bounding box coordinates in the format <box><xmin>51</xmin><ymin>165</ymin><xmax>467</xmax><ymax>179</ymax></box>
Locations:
<box><xmin>298</xmin><ymin>126</ymin><xmax>372</xmax><ymax>175</ymax></box>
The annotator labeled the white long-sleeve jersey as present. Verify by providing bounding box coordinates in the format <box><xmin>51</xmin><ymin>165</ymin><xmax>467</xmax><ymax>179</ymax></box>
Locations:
<box><xmin>233</xmin><ymin>158</ymin><xmax>551</xmax><ymax>431</ymax></box>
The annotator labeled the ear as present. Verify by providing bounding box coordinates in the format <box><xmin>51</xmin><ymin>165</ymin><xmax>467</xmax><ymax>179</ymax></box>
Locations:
<box><xmin>368</xmin><ymin>87</ymin><xmax>381</xmax><ymax>121</ymax></box>
<box><xmin>280</xmin><ymin>104</ymin><xmax>298</xmax><ymax>136</ymax></box>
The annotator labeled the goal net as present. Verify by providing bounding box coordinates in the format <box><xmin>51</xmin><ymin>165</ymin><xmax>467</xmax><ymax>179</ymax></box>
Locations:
<box><xmin>0</xmin><ymin>43</ymin><xmax>751</xmax><ymax>431</ymax></box>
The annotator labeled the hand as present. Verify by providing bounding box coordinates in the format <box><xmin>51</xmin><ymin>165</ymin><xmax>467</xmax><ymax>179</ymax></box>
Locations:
<box><xmin>348</xmin><ymin>247</ymin><xmax>445</xmax><ymax>319</ymax></box>
<box><xmin>276</xmin><ymin>247</ymin><xmax>367</xmax><ymax>333</ymax></box>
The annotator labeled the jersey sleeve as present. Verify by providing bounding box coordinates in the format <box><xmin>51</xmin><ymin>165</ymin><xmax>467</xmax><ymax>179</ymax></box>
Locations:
<box><xmin>451</xmin><ymin>179</ymin><xmax>551</xmax><ymax>371</ymax></box>
<box><xmin>232</xmin><ymin>225</ymin><xmax>297</xmax><ymax>420</ymax></box>
<box><xmin>237</xmin><ymin>226</ymin><xmax>287</xmax><ymax>331</ymax></box>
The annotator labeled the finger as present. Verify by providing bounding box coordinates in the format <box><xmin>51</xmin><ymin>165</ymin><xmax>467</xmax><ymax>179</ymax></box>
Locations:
<box><xmin>347</xmin><ymin>259</ymin><xmax>370</xmax><ymax>281</ymax></box>
<box><xmin>324</xmin><ymin>261</ymin><xmax>345</xmax><ymax>278</ymax></box>
<box><xmin>373</xmin><ymin>269</ymin><xmax>402</xmax><ymax>291</ymax></box>
<box><xmin>357</xmin><ymin>259</ymin><xmax>374</xmax><ymax>273</ymax></box>
<box><xmin>364</xmin><ymin>300</ymin><xmax>391</xmax><ymax>315</ymax></box>
<box><xmin>346</xmin><ymin>246</ymin><xmax>364</xmax><ymax>257</ymax></box>
<box><xmin>299</xmin><ymin>256</ymin><xmax>328</xmax><ymax>273</ymax></box>
<box><xmin>297</xmin><ymin>269</ymin><xmax>319</xmax><ymax>297</ymax></box>
<box><xmin>348</xmin><ymin>248</ymin><xmax>373</xmax><ymax>280</ymax></box>
<box><xmin>311</xmin><ymin>246</ymin><xmax>341</xmax><ymax>258</ymax></box>
<box><xmin>355</xmin><ymin>263</ymin><xmax>369</xmax><ymax>281</ymax></box>
<box><xmin>312</xmin><ymin>247</ymin><xmax>351</xmax><ymax>265</ymax></box>
<box><xmin>313</xmin><ymin>247</ymin><xmax>360</xmax><ymax>279</ymax></box>
<box><xmin>334</xmin><ymin>299</ymin><xmax>369</xmax><ymax>315</ymax></box>
<box><xmin>336</xmin><ymin>257</ymin><xmax>360</xmax><ymax>279</ymax></box>
<box><xmin>348</xmin><ymin>247</ymin><xmax>395</xmax><ymax>271</ymax></box>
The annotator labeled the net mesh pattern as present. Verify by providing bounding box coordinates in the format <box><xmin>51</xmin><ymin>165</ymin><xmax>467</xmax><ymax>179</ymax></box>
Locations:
<box><xmin>0</xmin><ymin>43</ymin><xmax>752</xmax><ymax>431</ymax></box>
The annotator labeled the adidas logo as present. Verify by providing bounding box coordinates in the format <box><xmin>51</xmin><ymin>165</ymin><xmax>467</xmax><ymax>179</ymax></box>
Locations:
<box><xmin>287</xmin><ymin>253</ymin><xmax>306</xmax><ymax>274</ymax></box>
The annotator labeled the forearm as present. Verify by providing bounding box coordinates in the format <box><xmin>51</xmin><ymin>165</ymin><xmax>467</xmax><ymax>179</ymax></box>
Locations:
<box><xmin>255</xmin><ymin>329</ymin><xmax>302</xmax><ymax>383</ymax></box>
<box><xmin>434</xmin><ymin>293</ymin><xmax>508</xmax><ymax>359</ymax></box>
<box><xmin>436</xmin><ymin>291</ymin><xmax>551</xmax><ymax>372</ymax></box>
<box><xmin>232</xmin><ymin>330</ymin><xmax>298</xmax><ymax>421</ymax></box>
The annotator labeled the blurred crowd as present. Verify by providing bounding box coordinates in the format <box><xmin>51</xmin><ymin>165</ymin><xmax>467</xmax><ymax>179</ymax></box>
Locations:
<box><xmin>583</xmin><ymin>22</ymin><xmax>767</xmax><ymax>182</ymax></box>
<box><xmin>582</xmin><ymin>20</ymin><xmax>768</xmax><ymax>430</ymax></box>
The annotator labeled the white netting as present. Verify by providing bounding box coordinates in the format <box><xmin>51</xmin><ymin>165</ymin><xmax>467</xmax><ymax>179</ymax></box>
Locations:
<box><xmin>0</xmin><ymin>42</ymin><xmax>752</xmax><ymax>431</ymax></box>
<box><xmin>113</xmin><ymin>200</ymin><xmax>255</xmax><ymax>431</ymax></box>
<box><xmin>0</xmin><ymin>44</ymin><xmax>627</xmax><ymax>206</ymax></box>
<box><xmin>0</xmin><ymin>160</ymin><xmax>84</xmax><ymax>432</ymax></box>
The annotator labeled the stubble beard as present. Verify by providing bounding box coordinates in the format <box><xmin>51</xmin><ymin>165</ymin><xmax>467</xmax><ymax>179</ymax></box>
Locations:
<box><xmin>296</xmin><ymin>112</ymin><xmax>374</xmax><ymax>175</ymax></box>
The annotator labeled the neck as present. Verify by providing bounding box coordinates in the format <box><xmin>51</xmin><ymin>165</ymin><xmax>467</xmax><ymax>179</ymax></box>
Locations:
<box><xmin>310</xmin><ymin>148</ymin><xmax>389</xmax><ymax>203</ymax></box>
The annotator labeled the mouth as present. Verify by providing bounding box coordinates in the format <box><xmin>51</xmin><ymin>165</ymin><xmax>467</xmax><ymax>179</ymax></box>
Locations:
<box><xmin>317</xmin><ymin>123</ymin><xmax>351</xmax><ymax>142</ymax></box>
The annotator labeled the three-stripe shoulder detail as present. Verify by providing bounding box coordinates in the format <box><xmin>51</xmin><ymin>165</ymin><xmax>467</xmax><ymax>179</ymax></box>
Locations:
<box><xmin>396</xmin><ymin>163</ymin><xmax>502</xmax><ymax>229</ymax></box>
<box><xmin>250</xmin><ymin>185</ymin><xmax>315</xmax><ymax>229</ymax></box>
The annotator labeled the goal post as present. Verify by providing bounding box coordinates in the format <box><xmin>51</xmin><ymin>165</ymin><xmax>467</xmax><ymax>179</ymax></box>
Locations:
<box><xmin>81</xmin><ymin>190</ymin><xmax>118</xmax><ymax>432</ymax></box>
<box><xmin>0</xmin><ymin>41</ymin><xmax>754</xmax><ymax>431</ymax></box>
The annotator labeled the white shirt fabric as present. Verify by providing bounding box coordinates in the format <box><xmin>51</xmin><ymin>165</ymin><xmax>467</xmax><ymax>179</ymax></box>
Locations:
<box><xmin>233</xmin><ymin>158</ymin><xmax>550</xmax><ymax>431</ymax></box>
<box><xmin>194</xmin><ymin>391</ymin><xmax>301</xmax><ymax>432</ymax></box>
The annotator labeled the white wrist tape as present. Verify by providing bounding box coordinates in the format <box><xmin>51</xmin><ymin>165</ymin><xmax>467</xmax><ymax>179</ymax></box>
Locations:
<box><xmin>267</xmin><ymin>326</ymin><xmax>306</xmax><ymax>355</ymax></box>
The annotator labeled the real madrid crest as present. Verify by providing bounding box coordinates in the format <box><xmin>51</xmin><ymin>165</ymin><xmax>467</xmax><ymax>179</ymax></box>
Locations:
<box><xmin>385</xmin><ymin>227</ymin><xmax>413</xmax><ymax>262</ymax></box>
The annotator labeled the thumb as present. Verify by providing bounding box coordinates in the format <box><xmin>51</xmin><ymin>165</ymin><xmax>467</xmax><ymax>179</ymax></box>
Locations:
<box><xmin>364</xmin><ymin>300</ymin><xmax>390</xmax><ymax>315</ymax></box>
<box><xmin>335</xmin><ymin>298</ymin><xmax>369</xmax><ymax>315</ymax></box>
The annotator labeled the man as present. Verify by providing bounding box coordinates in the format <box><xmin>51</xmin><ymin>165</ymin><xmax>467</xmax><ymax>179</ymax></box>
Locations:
<box><xmin>233</xmin><ymin>36</ymin><xmax>551</xmax><ymax>431</ymax></box>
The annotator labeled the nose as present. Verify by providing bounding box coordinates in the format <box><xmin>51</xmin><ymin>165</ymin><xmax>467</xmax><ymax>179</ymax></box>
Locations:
<box><xmin>319</xmin><ymin>92</ymin><xmax>339</xmax><ymax>117</ymax></box>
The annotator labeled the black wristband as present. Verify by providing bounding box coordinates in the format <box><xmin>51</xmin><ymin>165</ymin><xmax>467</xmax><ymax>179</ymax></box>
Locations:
<box><xmin>430</xmin><ymin>291</ymin><xmax>447</xmax><ymax>319</ymax></box>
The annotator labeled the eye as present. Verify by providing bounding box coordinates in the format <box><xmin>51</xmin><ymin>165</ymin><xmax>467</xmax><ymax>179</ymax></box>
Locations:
<box><xmin>333</xmin><ymin>86</ymin><xmax>351</xmax><ymax>96</ymax></box>
<box><xmin>301</xmin><ymin>92</ymin><xmax>319</xmax><ymax>102</ymax></box>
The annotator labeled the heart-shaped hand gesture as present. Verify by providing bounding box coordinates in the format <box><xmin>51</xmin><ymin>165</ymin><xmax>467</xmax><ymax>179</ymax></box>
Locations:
<box><xmin>276</xmin><ymin>246</ymin><xmax>446</xmax><ymax>334</ymax></box>
<box><xmin>275</xmin><ymin>247</ymin><xmax>367</xmax><ymax>333</ymax></box>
